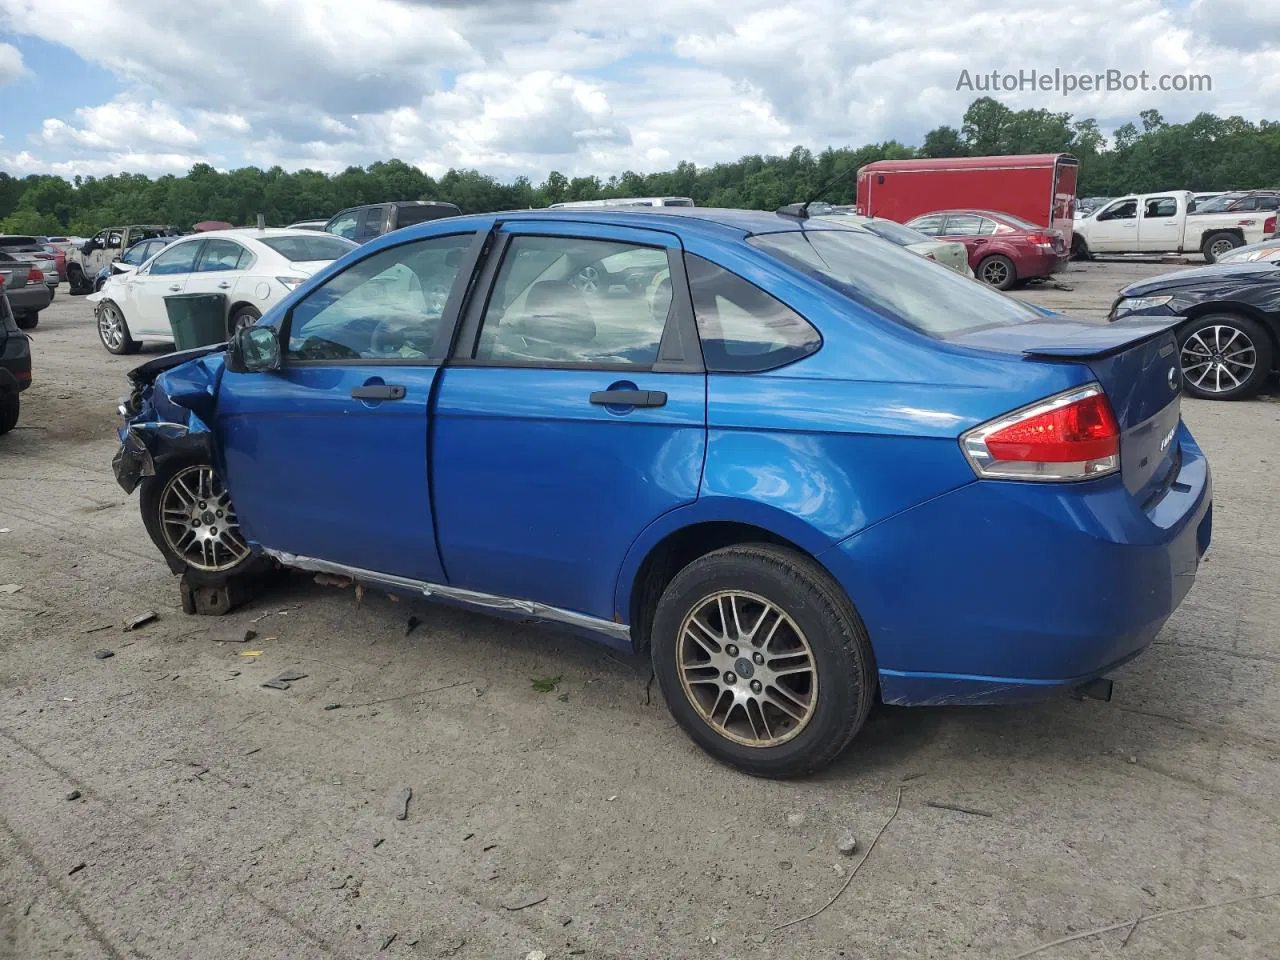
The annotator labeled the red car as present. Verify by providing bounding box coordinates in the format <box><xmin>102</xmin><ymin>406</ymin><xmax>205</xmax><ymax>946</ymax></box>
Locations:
<box><xmin>904</xmin><ymin>209</ymin><xmax>1068</xmax><ymax>289</ymax></box>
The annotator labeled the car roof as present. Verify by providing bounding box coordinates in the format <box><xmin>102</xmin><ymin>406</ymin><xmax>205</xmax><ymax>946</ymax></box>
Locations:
<box><xmin>908</xmin><ymin>209</ymin><xmax>1013</xmax><ymax>221</ymax></box>
<box><xmin>175</xmin><ymin>227</ymin><xmax>336</xmax><ymax>241</ymax></box>
<box><xmin>487</xmin><ymin>206</ymin><xmax>815</xmax><ymax>237</ymax></box>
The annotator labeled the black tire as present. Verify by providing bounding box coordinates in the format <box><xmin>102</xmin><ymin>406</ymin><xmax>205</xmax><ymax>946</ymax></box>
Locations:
<box><xmin>976</xmin><ymin>254</ymin><xmax>1017</xmax><ymax>290</ymax></box>
<box><xmin>1070</xmin><ymin>235</ymin><xmax>1092</xmax><ymax>261</ymax></box>
<box><xmin>1201</xmin><ymin>232</ymin><xmax>1241</xmax><ymax>264</ymax></box>
<box><xmin>67</xmin><ymin>264</ymin><xmax>89</xmax><ymax>295</ymax></box>
<box><xmin>139</xmin><ymin>453</ymin><xmax>261</xmax><ymax>585</ymax></box>
<box><xmin>93</xmin><ymin>276</ymin><xmax>105</xmax><ymax>293</ymax></box>
<box><xmin>0</xmin><ymin>394</ymin><xmax>18</xmax><ymax>436</ymax></box>
<box><xmin>96</xmin><ymin>301</ymin><xmax>139</xmax><ymax>355</ymax></box>
<box><xmin>1177</xmin><ymin>313</ymin><xmax>1274</xmax><ymax>401</ymax></box>
<box><xmin>228</xmin><ymin>305</ymin><xmax>261</xmax><ymax>337</ymax></box>
<box><xmin>15</xmin><ymin>311</ymin><xmax>38</xmax><ymax>330</ymax></box>
<box><xmin>650</xmin><ymin>543</ymin><xmax>877</xmax><ymax>779</ymax></box>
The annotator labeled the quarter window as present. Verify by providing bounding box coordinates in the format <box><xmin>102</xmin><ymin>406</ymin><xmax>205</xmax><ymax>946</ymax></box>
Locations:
<box><xmin>286</xmin><ymin>233</ymin><xmax>474</xmax><ymax>362</ymax></box>
<box><xmin>685</xmin><ymin>254</ymin><xmax>820</xmax><ymax>372</ymax></box>
<box><xmin>473</xmin><ymin>235</ymin><xmax>672</xmax><ymax>367</ymax></box>
<box><xmin>149</xmin><ymin>241</ymin><xmax>203</xmax><ymax>275</ymax></box>
<box><xmin>196</xmin><ymin>238</ymin><xmax>249</xmax><ymax>272</ymax></box>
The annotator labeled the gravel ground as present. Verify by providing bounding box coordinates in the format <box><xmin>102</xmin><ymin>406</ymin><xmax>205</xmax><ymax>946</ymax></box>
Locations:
<box><xmin>2</xmin><ymin>260</ymin><xmax>1278</xmax><ymax>960</ymax></box>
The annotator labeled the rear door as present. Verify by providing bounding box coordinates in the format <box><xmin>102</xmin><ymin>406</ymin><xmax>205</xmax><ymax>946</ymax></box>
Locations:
<box><xmin>182</xmin><ymin>238</ymin><xmax>253</xmax><ymax>325</ymax></box>
<box><xmin>1138</xmin><ymin>196</ymin><xmax>1182</xmax><ymax>251</ymax></box>
<box><xmin>431</xmin><ymin>221</ymin><xmax>706</xmax><ymax>621</ymax></box>
<box><xmin>216</xmin><ymin>230</ymin><xmax>484</xmax><ymax>580</ymax></box>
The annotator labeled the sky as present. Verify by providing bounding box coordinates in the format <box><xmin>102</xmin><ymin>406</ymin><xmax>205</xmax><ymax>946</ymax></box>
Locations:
<box><xmin>1</xmin><ymin>0</ymin><xmax>1278</xmax><ymax>182</ymax></box>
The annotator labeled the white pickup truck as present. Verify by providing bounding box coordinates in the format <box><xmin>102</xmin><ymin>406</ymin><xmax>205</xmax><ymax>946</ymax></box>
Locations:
<box><xmin>1072</xmin><ymin>190</ymin><xmax>1277</xmax><ymax>263</ymax></box>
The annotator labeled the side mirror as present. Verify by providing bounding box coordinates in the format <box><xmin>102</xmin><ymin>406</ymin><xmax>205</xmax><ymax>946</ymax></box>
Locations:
<box><xmin>83</xmin><ymin>240</ymin><xmax>98</xmax><ymax>253</ymax></box>
<box><xmin>228</xmin><ymin>325</ymin><xmax>282</xmax><ymax>373</ymax></box>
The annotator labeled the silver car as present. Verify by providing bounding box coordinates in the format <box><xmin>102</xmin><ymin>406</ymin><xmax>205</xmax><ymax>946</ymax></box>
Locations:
<box><xmin>815</xmin><ymin>214</ymin><xmax>974</xmax><ymax>278</ymax></box>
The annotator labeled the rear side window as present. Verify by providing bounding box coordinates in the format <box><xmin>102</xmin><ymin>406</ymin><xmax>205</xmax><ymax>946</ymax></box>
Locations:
<box><xmin>749</xmin><ymin>228</ymin><xmax>1042</xmax><ymax>338</ymax></box>
<box><xmin>196</xmin><ymin>239</ymin><xmax>249</xmax><ymax>272</ymax></box>
<box><xmin>685</xmin><ymin>254</ymin><xmax>820</xmax><ymax>372</ymax></box>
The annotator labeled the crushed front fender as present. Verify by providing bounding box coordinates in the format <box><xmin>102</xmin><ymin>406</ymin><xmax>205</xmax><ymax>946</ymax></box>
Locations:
<box><xmin>113</xmin><ymin>422</ymin><xmax>214</xmax><ymax>493</ymax></box>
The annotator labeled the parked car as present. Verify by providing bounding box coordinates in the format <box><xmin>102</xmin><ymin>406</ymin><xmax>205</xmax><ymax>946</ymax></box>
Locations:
<box><xmin>287</xmin><ymin>219</ymin><xmax>330</xmax><ymax>232</ymax></box>
<box><xmin>111</xmin><ymin>208</ymin><xmax>1211</xmax><ymax>778</ymax></box>
<box><xmin>1073</xmin><ymin>191</ymin><xmax>1277</xmax><ymax>262</ymax></box>
<box><xmin>0</xmin><ymin>252</ymin><xmax>52</xmax><ymax>329</ymax></box>
<box><xmin>1109</xmin><ymin>259</ymin><xmax>1280</xmax><ymax>399</ymax></box>
<box><xmin>0</xmin><ymin>280</ymin><xmax>32</xmax><ymax>436</ymax></box>
<box><xmin>904</xmin><ymin>210</ymin><xmax>1067</xmax><ymax>289</ymax></box>
<box><xmin>1188</xmin><ymin>190</ymin><xmax>1279</xmax><ymax>216</ymax></box>
<box><xmin>87</xmin><ymin>229</ymin><xmax>357</xmax><ymax>354</ymax></box>
<box><xmin>815</xmin><ymin>213</ymin><xmax>973</xmax><ymax>277</ymax></box>
<box><xmin>1215</xmin><ymin>238</ymin><xmax>1280</xmax><ymax>265</ymax></box>
<box><xmin>325</xmin><ymin>201</ymin><xmax>461</xmax><ymax>244</ymax></box>
<box><xmin>94</xmin><ymin>236</ymin><xmax>179</xmax><ymax>292</ymax></box>
<box><xmin>856</xmin><ymin>154</ymin><xmax>1079</xmax><ymax>251</ymax></box>
<box><xmin>0</xmin><ymin>236</ymin><xmax>60</xmax><ymax>291</ymax></box>
<box><xmin>66</xmin><ymin>225</ymin><xmax>181</xmax><ymax>293</ymax></box>
<box><xmin>1074</xmin><ymin>197</ymin><xmax>1113</xmax><ymax>219</ymax></box>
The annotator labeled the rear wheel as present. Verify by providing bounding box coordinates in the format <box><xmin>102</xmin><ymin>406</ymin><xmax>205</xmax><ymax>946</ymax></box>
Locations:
<box><xmin>15</xmin><ymin>311</ymin><xmax>38</xmax><ymax>330</ymax></box>
<box><xmin>97</xmin><ymin>301</ymin><xmax>138</xmax><ymax>355</ymax></box>
<box><xmin>650</xmin><ymin>544</ymin><xmax>876</xmax><ymax>778</ymax></box>
<box><xmin>977</xmin><ymin>254</ymin><xmax>1017</xmax><ymax>290</ymax></box>
<box><xmin>1201</xmin><ymin>232</ymin><xmax>1241</xmax><ymax>264</ymax></box>
<box><xmin>228</xmin><ymin>305</ymin><xmax>261</xmax><ymax>337</ymax></box>
<box><xmin>1177</xmin><ymin>313</ymin><xmax>1273</xmax><ymax>400</ymax></box>
<box><xmin>140</xmin><ymin>455</ymin><xmax>259</xmax><ymax>584</ymax></box>
<box><xmin>0</xmin><ymin>394</ymin><xmax>18</xmax><ymax>436</ymax></box>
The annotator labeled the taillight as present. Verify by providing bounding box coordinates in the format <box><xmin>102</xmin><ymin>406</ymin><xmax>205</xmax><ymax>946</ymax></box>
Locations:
<box><xmin>1027</xmin><ymin>232</ymin><xmax>1054</xmax><ymax>245</ymax></box>
<box><xmin>1265</xmin><ymin>215</ymin><xmax>1277</xmax><ymax>234</ymax></box>
<box><xmin>28</xmin><ymin>267</ymin><xmax>44</xmax><ymax>283</ymax></box>
<box><xmin>961</xmin><ymin>385</ymin><xmax>1120</xmax><ymax>481</ymax></box>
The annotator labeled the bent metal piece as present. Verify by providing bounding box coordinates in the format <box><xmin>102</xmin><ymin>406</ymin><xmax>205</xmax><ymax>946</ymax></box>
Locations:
<box><xmin>263</xmin><ymin>549</ymin><xmax>633</xmax><ymax>645</ymax></box>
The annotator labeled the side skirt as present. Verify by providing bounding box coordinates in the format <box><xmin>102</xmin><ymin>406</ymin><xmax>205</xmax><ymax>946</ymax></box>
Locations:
<box><xmin>263</xmin><ymin>549</ymin><xmax>634</xmax><ymax>647</ymax></box>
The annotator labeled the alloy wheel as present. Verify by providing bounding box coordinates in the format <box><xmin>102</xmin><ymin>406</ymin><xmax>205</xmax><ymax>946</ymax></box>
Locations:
<box><xmin>159</xmin><ymin>465</ymin><xmax>251</xmax><ymax>572</ymax></box>
<box><xmin>573</xmin><ymin>265</ymin><xmax>601</xmax><ymax>295</ymax></box>
<box><xmin>1180</xmin><ymin>324</ymin><xmax>1256</xmax><ymax>394</ymax></box>
<box><xmin>981</xmin><ymin>260</ymin><xmax>1010</xmax><ymax>286</ymax></box>
<box><xmin>677</xmin><ymin>590</ymin><xmax>818</xmax><ymax>748</ymax></box>
<box><xmin>98</xmin><ymin>304</ymin><xmax>124</xmax><ymax>351</ymax></box>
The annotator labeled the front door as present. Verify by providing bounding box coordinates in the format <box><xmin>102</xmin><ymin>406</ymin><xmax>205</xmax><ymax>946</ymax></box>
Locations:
<box><xmin>216</xmin><ymin>231</ymin><xmax>481</xmax><ymax>582</ymax></box>
<box><xmin>1138</xmin><ymin>196</ymin><xmax>1182</xmax><ymax>252</ymax></box>
<box><xmin>432</xmin><ymin>222</ymin><xmax>707</xmax><ymax>621</ymax></box>
<box><xmin>125</xmin><ymin>237</ymin><xmax>205</xmax><ymax>337</ymax></box>
<box><xmin>1088</xmin><ymin>198</ymin><xmax>1138</xmax><ymax>252</ymax></box>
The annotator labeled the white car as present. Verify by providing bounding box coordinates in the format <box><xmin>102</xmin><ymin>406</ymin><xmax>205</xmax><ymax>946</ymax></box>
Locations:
<box><xmin>88</xmin><ymin>229</ymin><xmax>357</xmax><ymax>354</ymax></box>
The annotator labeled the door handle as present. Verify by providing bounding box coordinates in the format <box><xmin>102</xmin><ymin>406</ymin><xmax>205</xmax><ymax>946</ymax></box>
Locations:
<box><xmin>590</xmin><ymin>389</ymin><xmax>667</xmax><ymax>407</ymax></box>
<box><xmin>351</xmin><ymin>384</ymin><xmax>406</xmax><ymax>401</ymax></box>
<box><xmin>217</xmin><ymin>281</ymin><xmax>231</xmax><ymax>289</ymax></box>
<box><xmin>168</xmin><ymin>284</ymin><xmax>182</xmax><ymax>292</ymax></box>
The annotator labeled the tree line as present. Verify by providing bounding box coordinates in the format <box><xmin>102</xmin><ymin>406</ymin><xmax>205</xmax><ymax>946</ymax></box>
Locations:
<box><xmin>3</xmin><ymin>97</ymin><xmax>1279</xmax><ymax>236</ymax></box>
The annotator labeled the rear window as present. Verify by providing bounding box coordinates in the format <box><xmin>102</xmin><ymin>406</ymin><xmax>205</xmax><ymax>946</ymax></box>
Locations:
<box><xmin>993</xmin><ymin>212</ymin><xmax>1041</xmax><ymax>231</ymax></box>
<box><xmin>749</xmin><ymin>228</ymin><xmax>1042</xmax><ymax>338</ymax></box>
<box><xmin>260</xmin><ymin>235</ymin><xmax>357</xmax><ymax>261</ymax></box>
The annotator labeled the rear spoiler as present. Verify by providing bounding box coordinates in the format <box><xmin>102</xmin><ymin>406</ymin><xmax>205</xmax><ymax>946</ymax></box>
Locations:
<box><xmin>1020</xmin><ymin>316</ymin><xmax>1182</xmax><ymax>359</ymax></box>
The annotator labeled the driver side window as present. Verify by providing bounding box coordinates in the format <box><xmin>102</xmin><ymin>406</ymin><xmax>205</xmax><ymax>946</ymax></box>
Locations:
<box><xmin>285</xmin><ymin>233</ymin><xmax>475</xmax><ymax>362</ymax></box>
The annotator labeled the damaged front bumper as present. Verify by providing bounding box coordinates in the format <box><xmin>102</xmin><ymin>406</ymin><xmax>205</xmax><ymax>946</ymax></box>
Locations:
<box><xmin>113</xmin><ymin>422</ymin><xmax>213</xmax><ymax>493</ymax></box>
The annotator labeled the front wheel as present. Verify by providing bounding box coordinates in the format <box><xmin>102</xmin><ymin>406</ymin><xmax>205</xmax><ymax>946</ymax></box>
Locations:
<box><xmin>140</xmin><ymin>456</ymin><xmax>259</xmax><ymax>583</ymax></box>
<box><xmin>977</xmin><ymin>254</ymin><xmax>1017</xmax><ymax>290</ymax></box>
<box><xmin>651</xmin><ymin>544</ymin><xmax>876</xmax><ymax>778</ymax></box>
<box><xmin>97</xmin><ymin>301</ymin><xmax>138</xmax><ymax>355</ymax></box>
<box><xmin>68</xmin><ymin>264</ymin><xmax>89</xmax><ymax>295</ymax></box>
<box><xmin>0</xmin><ymin>394</ymin><xmax>18</xmax><ymax>436</ymax></box>
<box><xmin>1178</xmin><ymin>313</ymin><xmax>1273</xmax><ymax>400</ymax></box>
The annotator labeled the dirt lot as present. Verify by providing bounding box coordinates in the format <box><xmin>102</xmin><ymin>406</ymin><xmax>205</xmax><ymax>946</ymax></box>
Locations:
<box><xmin>2</xmin><ymin>260</ymin><xmax>1278</xmax><ymax>960</ymax></box>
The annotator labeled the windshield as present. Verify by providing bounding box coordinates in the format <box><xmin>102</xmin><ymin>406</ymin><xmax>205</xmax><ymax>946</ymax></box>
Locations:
<box><xmin>749</xmin><ymin>228</ymin><xmax>1042</xmax><ymax>338</ymax></box>
<box><xmin>860</xmin><ymin>219</ymin><xmax>932</xmax><ymax>247</ymax></box>
<box><xmin>260</xmin><ymin>235</ymin><xmax>357</xmax><ymax>261</ymax></box>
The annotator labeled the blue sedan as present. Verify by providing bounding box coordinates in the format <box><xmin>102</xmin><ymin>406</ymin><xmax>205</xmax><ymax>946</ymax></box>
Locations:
<box><xmin>113</xmin><ymin>208</ymin><xmax>1212</xmax><ymax>777</ymax></box>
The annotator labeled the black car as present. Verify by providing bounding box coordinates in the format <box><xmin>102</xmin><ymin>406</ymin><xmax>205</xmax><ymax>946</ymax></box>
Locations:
<box><xmin>0</xmin><ymin>285</ymin><xmax>32</xmax><ymax>435</ymax></box>
<box><xmin>325</xmin><ymin>200</ymin><xmax>461</xmax><ymax>243</ymax></box>
<box><xmin>1109</xmin><ymin>257</ymin><xmax>1280</xmax><ymax>400</ymax></box>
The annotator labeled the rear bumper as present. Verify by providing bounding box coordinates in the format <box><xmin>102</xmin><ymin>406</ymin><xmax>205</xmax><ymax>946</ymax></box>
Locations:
<box><xmin>822</xmin><ymin>424</ymin><xmax>1212</xmax><ymax>705</ymax></box>
<box><xmin>0</xmin><ymin>334</ymin><xmax>32</xmax><ymax>393</ymax></box>
<box><xmin>1021</xmin><ymin>250</ymin><xmax>1068</xmax><ymax>278</ymax></box>
<box><xmin>6</xmin><ymin>284</ymin><xmax>52</xmax><ymax>313</ymax></box>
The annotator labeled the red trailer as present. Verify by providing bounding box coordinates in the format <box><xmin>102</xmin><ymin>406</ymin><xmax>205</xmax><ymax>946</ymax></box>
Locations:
<box><xmin>856</xmin><ymin>153</ymin><xmax>1079</xmax><ymax>247</ymax></box>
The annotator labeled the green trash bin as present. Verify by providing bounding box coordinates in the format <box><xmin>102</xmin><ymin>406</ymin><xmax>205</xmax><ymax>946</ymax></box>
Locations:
<box><xmin>164</xmin><ymin>293</ymin><xmax>228</xmax><ymax>351</ymax></box>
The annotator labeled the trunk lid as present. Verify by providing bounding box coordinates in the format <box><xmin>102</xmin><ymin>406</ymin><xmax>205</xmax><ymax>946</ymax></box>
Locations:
<box><xmin>954</xmin><ymin>316</ymin><xmax>1184</xmax><ymax>503</ymax></box>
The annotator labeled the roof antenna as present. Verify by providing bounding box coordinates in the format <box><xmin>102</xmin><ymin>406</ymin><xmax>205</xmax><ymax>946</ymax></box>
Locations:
<box><xmin>777</xmin><ymin>163</ymin><xmax>860</xmax><ymax>220</ymax></box>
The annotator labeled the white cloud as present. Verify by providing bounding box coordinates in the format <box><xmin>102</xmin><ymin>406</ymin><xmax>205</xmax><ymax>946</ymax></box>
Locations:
<box><xmin>0</xmin><ymin>40</ymin><xmax>21</xmax><ymax>83</ymax></box>
<box><xmin>1</xmin><ymin>0</ymin><xmax>1278</xmax><ymax>180</ymax></box>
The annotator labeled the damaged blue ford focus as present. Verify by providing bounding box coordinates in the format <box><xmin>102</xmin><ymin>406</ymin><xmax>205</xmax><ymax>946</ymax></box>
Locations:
<box><xmin>114</xmin><ymin>208</ymin><xmax>1212</xmax><ymax>778</ymax></box>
